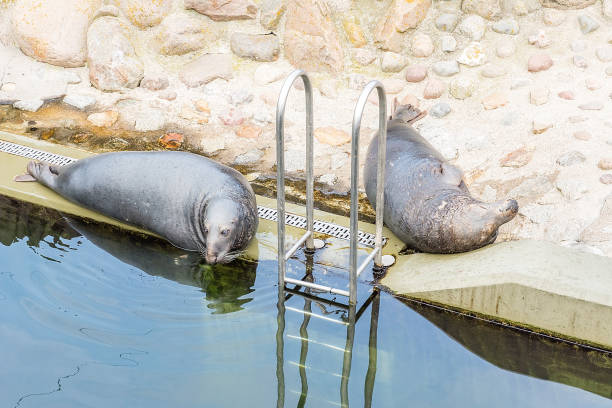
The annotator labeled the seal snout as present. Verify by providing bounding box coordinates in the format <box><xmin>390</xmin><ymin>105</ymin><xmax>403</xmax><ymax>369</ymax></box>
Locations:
<box><xmin>500</xmin><ymin>198</ymin><xmax>519</xmax><ymax>217</ymax></box>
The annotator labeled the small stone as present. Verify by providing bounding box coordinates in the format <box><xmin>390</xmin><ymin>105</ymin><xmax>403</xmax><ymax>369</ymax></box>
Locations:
<box><xmin>318</xmin><ymin>173</ymin><xmax>338</xmax><ymax>186</ymax></box>
<box><xmin>606</xmin><ymin>66</ymin><xmax>612</xmax><ymax>76</ymax></box>
<box><xmin>87</xmin><ymin>111</ymin><xmax>118</xmax><ymax>127</ymax></box>
<box><xmin>543</xmin><ymin>9</ymin><xmax>565</xmax><ymax>26</ymax></box>
<box><xmin>530</xmin><ymin>87</ymin><xmax>549</xmax><ymax>105</ymax></box>
<box><xmin>533</xmin><ymin>117</ymin><xmax>553</xmax><ymax>133</ymax></box>
<box><xmin>432</xmin><ymin>60</ymin><xmax>460</xmax><ymax>76</ymax></box>
<box><xmin>381</xmin><ymin>52</ymin><xmax>408</xmax><ymax>72</ymax></box>
<box><xmin>511</xmin><ymin>78</ymin><xmax>531</xmax><ymax>89</ymax></box>
<box><xmin>556</xmin><ymin>151</ymin><xmax>586</xmax><ymax>166</ymax></box>
<box><xmin>435</xmin><ymin>13</ymin><xmax>458</xmax><ymax>32</ymax></box>
<box><xmin>482</xmin><ymin>92</ymin><xmax>508</xmax><ymax>109</ymax></box>
<box><xmin>600</xmin><ymin>174</ymin><xmax>612</xmax><ymax>184</ymax></box>
<box><xmin>578</xmin><ymin>15</ymin><xmax>599</xmax><ymax>34</ymax></box>
<box><xmin>596</xmin><ymin>46</ymin><xmax>612</xmax><ymax>62</ymax></box>
<box><xmin>13</xmin><ymin>99</ymin><xmax>44</xmax><ymax>112</ymax></box>
<box><xmin>158</xmin><ymin>90</ymin><xmax>177</xmax><ymax>101</ymax></box>
<box><xmin>230</xmin><ymin>32</ymin><xmax>279</xmax><ymax>62</ymax></box>
<box><xmin>236</xmin><ymin>124</ymin><xmax>262</xmax><ymax>139</ymax></box>
<box><xmin>429</xmin><ymin>102</ymin><xmax>451</xmax><ymax>118</ymax></box>
<box><xmin>558</xmin><ymin>90</ymin><xmax>575</xmax><ymax>100</ymax></box>
<box><xmin>423</xmin><ymin>78</ymin><xmax>445</xmax><ymax>99</ymax></box>
<box><xmin>528</xmin><ymin>30</ymin><xmax>551</xmax><ymax>48</ymax></box>
<box><xmin>458</xmin><ymin>15</ymin><xmax>485</xmax><ymax>40</ymax></box>
<box><xmin>528</xmin><ymin>54</ymin><xmax>553</xmax><ymax>72</ymax></box>
<box><xmin>400</xmin><ymin>94</ymin><xmax>420</xmax><ymax>107</ymax></box>
<box><xmin>117</xmin><ymin>0</ymin><xmax>172</xmax><ymax>27</ymax></box>
<box><xmin>87</xmin><ymin>17</ymin><xmax>143</xmax><ymax>91</ymax></box>
<box><xmin>599</xmin><ymin>159</ymin><xmax>612</xmax><ymax>170</ymax></box>
<box><xmin>253</xmin><ymin>64</ymin><xmax>285</xmax><ymax>85</ymax></box>
<box><xmin>579</xmin><ymin>101</ymin><xmax>603</xmax><ymax>110</ymax></box>
<box><xmin>40</xmin><ymin>129</ymin><xmax>54</xmax><ymax>140</ymax></box>
<box><xmin>500</xmin><ymin>146</ymin><xmax>533</xmax><ymax>167</ymax></box>
<box><xmin>180</xmin><ymin>106</ymin><xmax>209</xmax><ymax>124</ymax></box>
<box><xmin>571</xmin><ymin>40</ymin><xmax>587</xmax><ymax>53</ymax></box>
<box><xmin>218</xmin><ymin>107</ymin><xmax>251</xmax><ymax>126</ymax></box>
<box><xmin>63</xmin><ymin>94</ymin><xmax>96</xmax><ymax>110</ymax></box>
<box><xmin>342</xmin><ymin>17</ymin><xmax>367</xmax><ymax>47</ymax></box>
<box><xmin>103</xmin><ymin>138</ymin><xmax>129</xmax><ymax>150</ymax></box>
<box><xmin>185</xmin><ymin>0</ymin><xmax>257</xmax><ymax>21</ymax></box>
<box><xmin>159</xmin><ymin>133</ymin><xmax>184</xmax><ymax>149</ymax></box>
<box><xmin>481</xmin><ymin>64</ymin><xmax>506</xmax><ymax>78</ymax></box>
<box><xmin>158</xmin><ymin>13</ymin><xmax>210</xmax><ymax>56</ymax></box>
<box><xmin>140</xmin><ymin>72</ymin><xmax>169</xmax><ymax>91</ymax></box>
<box><xmin>70</xmin><ymin>133</ymin><xmax>90</xmax><ymax>144</ymax></box>
<box><xmin>441</xmin><ymin>35</ymin><xmax>457</xmax><ymax>52</ymax></box>
<box><xmin>449</xmin><ymin>76</ymin><xmax>476</xmax><ymax>99</ymax></box>
<box><xmin>569</xmin><ymin>116</ymin><xmax>587</xmax><ymax>123</ymax></box>
<box><xmin>411</xmin><ymin>34</ymin><xmax>434</xmax><ymax>58</ymax></box>
<box><xmin>179</xmin><ymin>54</ymin><xmax>233</xmax><ymax>87</ymax></box>
<box><xmin>382</xmin><ymin>78</ymin><xmax>405</xmax><ymax>94</ymax></box>
<box><xmin>585</xmin><ymin>78</ymin><xmax>602</xmax><ymax>90</ymax></box>
<box><xmin>496</xmin><ymin>40</ymin><xmax>516</xmax><ymax>58</ymax></box>
<box><xmin>461</xmin><ymin>0</ymin><xmax>501</xmax><ymax>20</ymax></box>
<box><xmin>352</xmin><ymin>49</ymin><xmax>377</xmax><ymax>66</ymax></box>
<box><xmin>234</xmin><ymin>149</ymin><xmax>264</xmax><ymax>166</ymax></box>
<box><xmin>573</xmin><ymin>130</ymin><xmax>591</xmax><ymax>140</ymax></box>
<box><xmin>314</xmin><ymin>127</ymin><xmax>350</xmax><ymax>146</ymax></box>
<box><xmin>573</xmin><ymin>55</ymin><xmax>588</xmax><ymax>69</ymax></box>
<box><xmin>492</xmin><ymin>18</ymin><xmax>519</xmax><ymax>35</ymax></box>
<box><xmin>405</xmin><ymin>65</ymin><xmax>428</xmax><ymax>82</ymax></box>
<box><xmin>457</xmin><ymin>42</ymin><xmax>487</xmax><ymax>67</ymax></box>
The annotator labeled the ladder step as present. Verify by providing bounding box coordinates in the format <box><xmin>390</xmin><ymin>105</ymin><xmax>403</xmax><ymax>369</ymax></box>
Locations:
<box><xmin>285</xmin><ymin>230</ymin><xmax>312</xmax><ymax>261</ymax></box>
<box><xmin>356</xmin><ymin>247</ymin><xmax>380</xmax><ymax>277</ymax></box>
<box><xmin>284</xmin><ymin>277</ymin><xmax>350</xmax><ymax>297</ymax></box>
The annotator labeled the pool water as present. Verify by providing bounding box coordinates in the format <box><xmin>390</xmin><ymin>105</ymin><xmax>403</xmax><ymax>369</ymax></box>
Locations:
<box><xmin>1</xmin><ymin>195</ymin><xmax>611</xmax><ymax>408</ymax></box>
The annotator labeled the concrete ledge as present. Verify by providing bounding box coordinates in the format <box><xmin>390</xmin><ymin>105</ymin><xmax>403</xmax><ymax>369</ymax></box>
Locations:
<box><xmin>383</xmin><ymin>240</ymin><xmax>612</xmax><ymax>350</ymax></box>
<box><xmin>3</xmin><ymin>131</ymin><xmax>612</xmax><ymax>350</ymax></box>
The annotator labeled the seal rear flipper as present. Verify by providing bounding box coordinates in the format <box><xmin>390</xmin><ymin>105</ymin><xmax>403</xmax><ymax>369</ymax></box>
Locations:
<box><xmin>14</xmin><ymin>173</ymin><xmax>37</xmax><ymax>182</ymax></box>
<box><xmin>27</xmin><ymin>161</ymin><xmax>61</xmax><ymax>189</ymax></box>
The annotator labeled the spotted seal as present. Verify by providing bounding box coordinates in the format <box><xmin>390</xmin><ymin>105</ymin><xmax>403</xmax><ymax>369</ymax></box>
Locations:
<box><xmin>23</xmin><ymin>151</ymin><xmax>258</xmax><ymax>263</ymax></box>
<box><xmin>364</xmin><ymin>104</ymin><xmax>518</xmax><ymax>253</ymax></box>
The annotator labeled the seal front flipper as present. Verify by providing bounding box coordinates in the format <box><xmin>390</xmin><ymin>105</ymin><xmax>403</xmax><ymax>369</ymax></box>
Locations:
<box><xmin>14</xmin><ymin>173</ymin><xmax>37</xmax><ymax>182</ymax></box>
<box><xmin>26</xmin><ymin>161</ymin><xmax>62</xmax><ymax>189</ymax></box>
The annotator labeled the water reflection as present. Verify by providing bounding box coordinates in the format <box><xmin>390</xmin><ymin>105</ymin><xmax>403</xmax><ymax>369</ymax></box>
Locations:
<box><xmin>404</xmin><ymin>299</ymin><xmax>612</xmax><ymax>400</ymax></box>
<box><xmin>276</xmin><ymin>254</ymin><xmax>381</xmax><ymax>408</ymax></box>
<box><xmin>63</xmin><ymin>217</ymin><xmax>258</xmax><ymax>314</ymax></box>
<box><xmin>0</xmin><ymin>195</ymin><xmax>258</xmax><ymax>314</ymax></box>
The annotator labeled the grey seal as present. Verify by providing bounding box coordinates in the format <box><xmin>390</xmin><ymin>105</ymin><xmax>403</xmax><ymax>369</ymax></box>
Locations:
<box><xmin>364</xmin><ymin>104</ymin><xmax>518</xmax><ymax>253</ymax></box>
<box><xmin>24</xmin><ymin>151</ymin><xmax>258</xmax><ymax>264</ymax></box>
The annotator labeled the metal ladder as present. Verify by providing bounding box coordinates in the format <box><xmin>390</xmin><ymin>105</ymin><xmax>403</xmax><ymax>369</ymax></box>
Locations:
<box><xmin>275</xmin><ymin>69</ymin><xmax>388</xmax><ymax>306</ymax></box>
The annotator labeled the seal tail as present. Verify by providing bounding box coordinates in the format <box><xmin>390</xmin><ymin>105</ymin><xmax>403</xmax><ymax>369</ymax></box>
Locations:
<box><xmin>26</xmin><ymin>161</ymin><xmax>61</xmax><ymax>189</ymax></box>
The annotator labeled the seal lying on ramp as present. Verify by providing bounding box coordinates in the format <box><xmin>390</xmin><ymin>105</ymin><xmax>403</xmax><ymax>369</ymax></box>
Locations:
<box><xmin>22</xmin><ymin>151</ymin><xmax>258</xmax><ymax>264</ymax></box>
<box><xmin>364</xmin><ymin>104</ymin><xmax>518</xmax><ymax>253</ymax></box>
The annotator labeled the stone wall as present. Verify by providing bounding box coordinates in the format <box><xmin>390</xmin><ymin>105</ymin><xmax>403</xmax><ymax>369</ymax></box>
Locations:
<box><xmin>0</xmin><ymin>0</ymin><xmax>611</xmax><ymax>256</ymax></box>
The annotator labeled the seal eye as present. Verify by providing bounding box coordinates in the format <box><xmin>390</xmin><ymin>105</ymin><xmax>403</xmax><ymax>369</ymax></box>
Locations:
<box><xmin>221</xmin><ymin>228</ymin><xmax>230</xmax><ymax>237</ymax></box>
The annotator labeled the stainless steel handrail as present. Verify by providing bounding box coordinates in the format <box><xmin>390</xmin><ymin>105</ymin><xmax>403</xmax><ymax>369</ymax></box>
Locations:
<box><xmin>349</xmin><ymin>81</ymin><xmax>387</xmax><ymax>306</ymax></box>
<box><xmin>276</xmin><ymin>69</ymin><xmax>315</xmax><ymax>289</ymax></box>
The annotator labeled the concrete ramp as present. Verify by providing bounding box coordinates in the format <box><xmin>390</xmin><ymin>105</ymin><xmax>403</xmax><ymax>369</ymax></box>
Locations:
<box><xmin>383</xmin><ymin>240</ymin><xmax>612</xmax><ymax>350</ymax></box>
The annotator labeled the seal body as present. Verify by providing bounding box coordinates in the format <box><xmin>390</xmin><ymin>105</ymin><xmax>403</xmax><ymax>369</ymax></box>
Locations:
<box><xmin>364</xmin><ymin>105</ymin><xmax>518</xmax><ymax>253</ymax></box>
<box><xmin>27</xmin><ymin>151</ymin><xmax>258</xmax><ymax>263</ymax></box>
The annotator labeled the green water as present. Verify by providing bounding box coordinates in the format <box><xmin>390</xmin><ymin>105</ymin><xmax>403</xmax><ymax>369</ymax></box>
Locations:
<box><xmin>0</xmin><ymin>195</ymin><xmax>611</xmax><ymax>407</ymax></box>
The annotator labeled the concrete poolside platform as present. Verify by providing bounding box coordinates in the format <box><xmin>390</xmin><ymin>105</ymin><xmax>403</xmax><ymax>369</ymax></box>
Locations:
<box><xmin>1</xmin><ymin>130</ymin><xmax>611</xmax><ymax>351</ymax></box>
